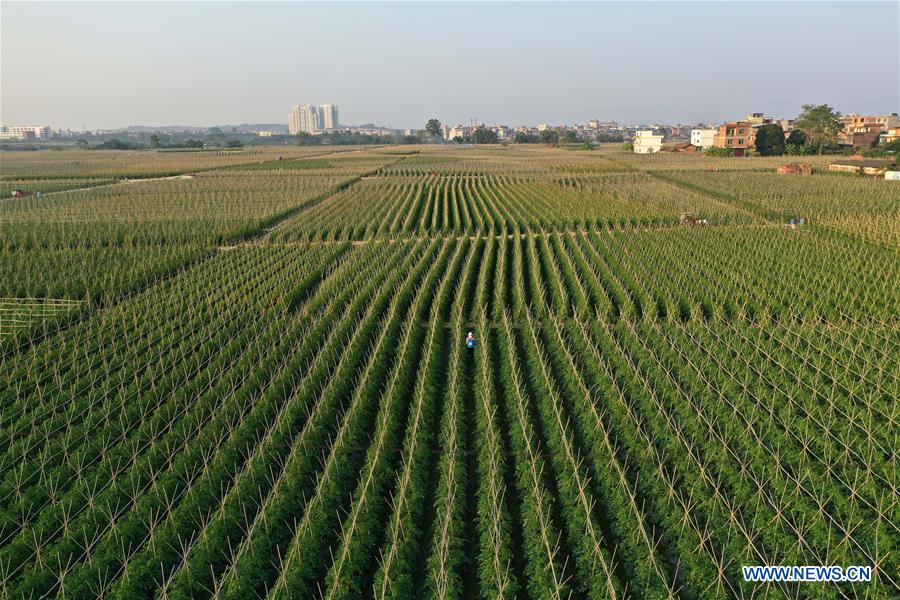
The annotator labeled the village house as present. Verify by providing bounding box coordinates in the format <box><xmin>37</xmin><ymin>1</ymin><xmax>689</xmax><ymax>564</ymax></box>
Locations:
<box><xmin>712</xmin><ymin>121</ymin><xmax>754</xmax><ymax>156</ymax></box>
<box><xmin>839</xmin><ymin>113</ymin><xmax>900</xmax><ymax>147</ymax></box>
<box><xmin>690</xmin><ymin>128</ymin><xmax>716</xmax><ymax>150</ymax></box>
<box><xmin>879</xmin><ymin>127</ymin><xmax>900</xmax><ymax>144</ymax></box>
<box><xmin>745</xmin><ymin>113</ymin><xmax>773</xmax><ymax>126</ymax></box>
<box><xmin>633</xmin><ymin>130</ymin><xmax>663</xmax><ymax>153</ymax></box>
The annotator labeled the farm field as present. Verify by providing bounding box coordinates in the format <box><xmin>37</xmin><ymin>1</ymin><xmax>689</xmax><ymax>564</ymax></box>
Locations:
<box><xmin>0</xmin><ymin>146</ymin><xmax>378</xmax><ymax>179</ymax></box>
<box><xmin>0</xmin><ymin>144</ymin><xmax>897</xmax><ymax>600</ymax></box>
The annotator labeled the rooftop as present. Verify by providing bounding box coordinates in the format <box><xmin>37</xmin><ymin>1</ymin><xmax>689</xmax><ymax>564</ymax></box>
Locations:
<box><xmin>830</xmin><ymin>159</ymin><xmax>896</xmax><ymax>168</ymax></box>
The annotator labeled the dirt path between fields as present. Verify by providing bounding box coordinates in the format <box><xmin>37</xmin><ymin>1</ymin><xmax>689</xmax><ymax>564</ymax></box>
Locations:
<box><xmin>26</xmin><ymin>146</ymin><xmax>393</xmax><ymax>199</ymax></box>
<box><xmin>32</xmin><ymin>174</ymin><xmax>198</xmax><ymax>197</ymax></box>
<box><xmin>220</xmin><ymin>221</ymin><xmax>797</xmax><ymax>250</ymax></box>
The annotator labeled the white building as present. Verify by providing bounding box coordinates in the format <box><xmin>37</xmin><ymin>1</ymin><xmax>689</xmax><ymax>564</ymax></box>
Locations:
<box><xmin>447</xmin><ymin>124</ymin><xmax>468</xmax><ymax>140</ymax></box>
<box><xmin>0</xmin><ymin>125</ymin><xmax>51</xmax><ymax>140</ymax></box>
<box><xmin>289</xmin><ymin>103</ymin><xmax>339</xmax><ymax>134</ymax></box>
<box><xmin>345</xmin><ymin>126</ymin><xmax>395</xmax><ymax>137</ymax></box>
<box><xmin>441</xmin><ymin>124</ymin><xmax>451</xmax><ymax>140</ymax></box>
<box><xmin>493</xmin><ymin>125</ymin><xmax>512</xmax><ymax>140</ymax></box>
<box><xmin>633</xmin><ymin>129</ymin><xmax>663</xmax><ymax>153</ymax></box>
<box><xmin>289</xmin><ymin>104</ymin><xmax>319</xmax><ymax>134</ymax></box>
<box><xmin>690</xmin><ymin>128</ymin><xmax>717</xmax><ymax>150</ymax></box>
<box><xmin>301</xmin><ymin>106</ymin><xmax>319</xmax><ymax>133</ymax></box>
<box><xmin>319</xmin><ymin>104</ymin><xmax>339</xmax><ymax>130</ymax></box>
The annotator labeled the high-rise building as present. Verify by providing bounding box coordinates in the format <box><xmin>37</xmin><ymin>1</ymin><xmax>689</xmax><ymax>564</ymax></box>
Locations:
<box><xmin>319</xmin><ymin>104</ymin><xmax>339</xmax><ymax>130</ymax></box>
<box><xmin>288</xmin><ymin>103</ymin><xmax>338</xmax><ymax>134</ymax></box>
<box><xmin>289</xmin><ymin>104</ymin><xmax>319</xmax><ymax>134</ymax></box>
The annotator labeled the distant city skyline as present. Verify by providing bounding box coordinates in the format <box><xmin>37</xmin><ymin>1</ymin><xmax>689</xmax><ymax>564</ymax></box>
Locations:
<box><xmin>2</xmin><ymin>2</ymin><xmax>897</xmax><ymax>130</ymax></box>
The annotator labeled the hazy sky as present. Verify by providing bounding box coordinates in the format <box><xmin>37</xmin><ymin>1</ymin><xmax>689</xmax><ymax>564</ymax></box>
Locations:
<box><xmin>2</xmin><ymin>1</ymin><xmax>898</xmax><ymax>129</ymax></box>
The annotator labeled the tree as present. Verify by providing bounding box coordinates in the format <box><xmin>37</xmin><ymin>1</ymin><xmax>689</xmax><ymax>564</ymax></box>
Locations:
<box><xmin>76</xmin><ymin>139</ymin><xmax>88</xmax><ymax>148</ymax></box>
<box><xmin>425</xmin><ymin>119</ymin><xmax>442</xmax><ymax>138</ymax></box>
<box><xmin>754</xmin><ymin>123</ymin><xmax>785</xmax><ymax>156</ymax></box>
<box><xmin>296</xmin><ymin>132</ymin><xmax>321</xmax><ymax>146</ymax></box>
<box><xmin>794</xmin><ymin>104</ymin><xmax>842</xmax><ymax>154</ymax></box>
<box><xmin>472</xmin><ymin>125</ymin><xmax>498</xmax><ymax>144</ymax></box>
<box><xmin>539</xmin><ymin>129</ymin><xmax>559</xmax><ymax>145</ymax></box>
<box><xmin>514</xmin><ymin>132</ymin><xmax>538</xmax><ymax>144</ymax></box>
<box><xmin>861</xmin><ymin>138</ymin><xmax>900</xmax><ymax>157</ymax></box>
<box><xmin>225</xmin><ymin>139</ymin><xmax>243</xmax><ymax>148</ymax></box>
<box><xmin>150</xmin><ymin>134</ymin><xmax>161</xmax><ymax>148</ymax></box>
<box><xmin>785</xmin><ymin>143</ymin><xmax>814</xmax><ymax>156</ymax></box>
<box><xmin>581</xmin><ymin>141</ymin><xmax>595</xmax><ymax>151</ymax></box>
<box><xmin>704</xmin><ymin>146</ymin><xmax>733</xmax><ymax>157</ymax></box>
<box><xmin>561</xmin><ymin>129</ymin><xmax>579</xmax><ymax>144</ymax></box>
<box><xmin>97</xmin><ymin>138</ymin><xmax>133</xmax><ymax>150</ymax></box>
<box><xmin>785</xmin><ymin>130</ymin><xmax>807</xmax><ymax>146</ymax></box>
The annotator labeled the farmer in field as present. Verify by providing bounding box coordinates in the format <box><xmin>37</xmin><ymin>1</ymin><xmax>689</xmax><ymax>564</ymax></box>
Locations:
<box><xmin>465</xmin><ymin>331</ymin><xmax>476</xmax><ymax>353</ymax></box>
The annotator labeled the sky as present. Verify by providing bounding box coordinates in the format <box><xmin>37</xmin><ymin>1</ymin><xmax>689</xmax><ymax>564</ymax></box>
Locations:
<box><xmin>2</xmin><ymin>1</ymin><xmax>898</xmax><ymax>130</ymax></box>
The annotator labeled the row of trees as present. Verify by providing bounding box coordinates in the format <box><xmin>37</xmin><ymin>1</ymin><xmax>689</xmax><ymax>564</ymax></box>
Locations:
<box><xmin>423</xmin><ymin>119</ymin><xmax>622</xmax><ymax>146</ymax></box>
<box><xmin>750</xmin><ymin>125</ymin><xmax>813</xmax><ymax>156</ymax></box>
<box><xmin>295</xmin><ymin>131</ymin><xmax>394</xmax><ymax>146</ymax></box>
<box><xmin>84</xmin><ymin>138</ymin><xmax>243</xmax><ymax>150</ymax></box>
<box><xmin>66</xmin><ymin>135</ymin><xmax>244</xmax><ymax>151</ymax></box>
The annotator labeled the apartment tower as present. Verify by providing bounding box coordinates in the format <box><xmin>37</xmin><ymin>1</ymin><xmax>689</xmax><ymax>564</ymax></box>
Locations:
<box><xmin>289</xmin><ymin>104</ymin><xmax>319</xmax><ymax>135</ymax></box>
<box><xmin>289</xmin><ymin>103</ymin><xmax>339</xmax><ymax>134</ymax></box>
<box><xmin>319</xmin><ymin>104</ymin><xmax>339</xmax><ymax>130</ymax></box>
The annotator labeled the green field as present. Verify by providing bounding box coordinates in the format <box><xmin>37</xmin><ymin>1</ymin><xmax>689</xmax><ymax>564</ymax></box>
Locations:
<box><xmin>0</xmin><ymin>145</ymin><xmax>897</xmax><ymax>599</ymax></box>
